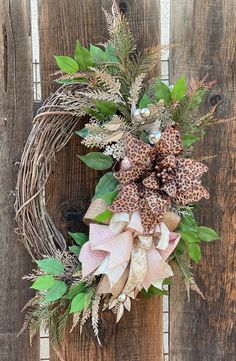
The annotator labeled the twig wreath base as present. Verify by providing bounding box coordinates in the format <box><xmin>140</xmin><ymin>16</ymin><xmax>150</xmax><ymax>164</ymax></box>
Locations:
<box><xmin>15</xmin><ymin>85</ymin><xmax>82</xmax><ymax>258</ymax></box>
<box><xmin>16</xmin><ymin>1</ymin><xmax>220</xmax><ymax>352</ymax></box>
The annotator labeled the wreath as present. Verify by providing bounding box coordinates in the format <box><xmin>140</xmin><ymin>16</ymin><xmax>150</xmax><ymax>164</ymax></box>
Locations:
<box><xmin>16</xmin><ymin>2</ymin><xmax>219</xmax><ymax>350</ymax></box>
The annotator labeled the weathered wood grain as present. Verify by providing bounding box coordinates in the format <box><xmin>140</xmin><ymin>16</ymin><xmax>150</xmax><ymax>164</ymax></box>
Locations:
<box><xmin>0</xmin><ymin>1</ymin><xmax>40</xmax><ymax>360</ymax></box>
<box><xmin>38</xmin><ymin>1</ymin><xmax>163</xmax><ymax>360</ymax></box>
<box><xmin>169</xmin><ymin>1</ymin><xmax>236</xmax><ymax>360</ymax></box>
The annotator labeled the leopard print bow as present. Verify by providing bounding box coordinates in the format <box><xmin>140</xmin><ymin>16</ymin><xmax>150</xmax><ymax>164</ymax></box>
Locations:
<box><xmin>110</xmin><ymin>126</ymin><xmax>209</xmax><ymax>234</ymax></box>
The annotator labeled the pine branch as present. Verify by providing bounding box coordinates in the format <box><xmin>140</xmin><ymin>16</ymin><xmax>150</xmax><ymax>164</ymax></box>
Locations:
<box><xmin>92</xmin><ymin>294</ymin><xmax>102</xmax><ymax>346</ymax></box>
<box><xmin>174</xmin><ymin>255</ymin><xmax>205</xmax><ymax>301</ymax></box>
<box><xmin>91</xmin><ymin>68</ymin><xmax>122</xmax><ymax>96</ymax></box>
<box><xmin>128</xmin><ymin>73</ymin><xmax>146</xmax><ymax>108</ymax></box>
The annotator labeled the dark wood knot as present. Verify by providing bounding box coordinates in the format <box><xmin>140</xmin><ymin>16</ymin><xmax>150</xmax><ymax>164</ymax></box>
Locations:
<box><xmin>61</xmin><ymin>203</ymin><xmax>80</xmax><ymax>232</ymax></box>
<box><xmin>119</xmin><ymin>2</ymin><xmax>128</xmax><ymax>14</ymax></box>
<box><xmin>209</xmin><ymin>94</ymin><xmax>222</xmax><ymax>106</ymax></box>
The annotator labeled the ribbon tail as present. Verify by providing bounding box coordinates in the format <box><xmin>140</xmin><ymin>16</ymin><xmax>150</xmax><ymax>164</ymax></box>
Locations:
<box><xmin>158</xmin><ymin>232</ymin><xmax>180</xmax><ymax>260</ymax></box>
<box><xmin>142</xmin><ymin>247</ymin><xmax>173</xmax><ymax>291</ymax></box>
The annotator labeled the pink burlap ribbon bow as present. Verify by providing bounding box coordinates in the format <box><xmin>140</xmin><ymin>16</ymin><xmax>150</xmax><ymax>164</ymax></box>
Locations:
<box><xmin>79</xmin><ymin>211</ymin><xmax>180</xmax><ymax>295</ymax></box>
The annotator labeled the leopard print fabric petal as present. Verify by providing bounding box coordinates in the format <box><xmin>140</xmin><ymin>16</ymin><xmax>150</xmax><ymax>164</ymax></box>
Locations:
<box><xmin>175</xmin><ymin>185</ymin><xmax>210</xmax><ymax>205</ymax></box>
<box><xmin>161</xmin><ymin>179</ymin><xmax>177</xmax><ymax>197</ymax></box>
<box><xmin>176</xmin><ymin>158</ymin><xmax>208</xmax><ymax>178</ymax></box>
<box><xmin>156</xmin><ymin>125</ymin><xmax>183</xmax><ymax>158</ymax></box>
<box><xmin>110</xmin><ymin>183</ymin><xmax>140</xmax><ymax>213</ymax></box>
<box><xmin>142</xmin><ymin>172</ymin><xmax>160</xmax><ymax>189</ymax></box>
<box><xmin>175</xmin><ymin>157</ymin><xmax>208</xmax><ymax>192</ymax></box>
<box><xmin>139</xmin><ymin>198</ymin><xmax>158</xmax><ymax>235</ymax></box>
<box><xmin>145</xmin><ymin>190</ymin><xmax>170</xmax><ymax>217</ymax></box>
<box><xmin>160</xmin><ymin>154</ymin><xmax>177</xmax><ymax>169</ymax></box>
<box><xmin>125</xmin><ymin>133</ymin><xmax>156</xmax><ymax>166</ymax></box>
<box><xmin>114</xmin><ymin>164</ymin><xmax>147</xmax><ymax>185</ymax></box>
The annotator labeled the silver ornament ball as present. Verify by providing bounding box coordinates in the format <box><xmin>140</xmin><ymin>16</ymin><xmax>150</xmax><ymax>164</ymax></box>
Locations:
<box><xmin>149</xmin><ymin>130</ymin><xmax>162</xmax><ymax>145</ymax></box>
<box><xmin>132</xmin><ymin>108</ymin><xmax>145</xmax><ymax>124</ymax></box>
<box><xmin>118</xmin><ymin>293</ymin><xmax>127</xmax><ymax>303</ymax></box>
<box><xmin>140</xmin><ymin>107</ymin><xmax>151</xmax><ymax>119</ymax></box>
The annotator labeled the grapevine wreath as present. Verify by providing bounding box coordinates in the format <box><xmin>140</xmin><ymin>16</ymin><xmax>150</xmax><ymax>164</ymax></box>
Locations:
<box><xmin>16</xmin><ymin>2</ymin><xmax>219</xmax><ymax>349</ymax></box>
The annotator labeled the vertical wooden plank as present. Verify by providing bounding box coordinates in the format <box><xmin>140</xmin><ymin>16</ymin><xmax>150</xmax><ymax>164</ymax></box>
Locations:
<box><xmin>38</xmin><ymin>1</ymin><xmax>163</xmax><ymax>360</ymax></box>
<box><xmin>0</xmin><ymin>1</ymin><xmax>40</xmax><ymax>361</ymax></box>
<box><xmin>169</xmin><ymin>1</ymin><xmax>236</xmax><ymax>361</ymax></box>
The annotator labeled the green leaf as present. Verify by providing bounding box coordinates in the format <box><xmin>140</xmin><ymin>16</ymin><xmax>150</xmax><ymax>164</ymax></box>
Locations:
<box><xmin>69</xmin><ymin>245</ymin><xmax>81</xmax><ymax>255</ymax></box>
<box><xmin>140</xmin><ymin>130</ymin><xmax>150</xmax><ymax>144</ymax></box>
<box><xmin>75</xmin><ymin>127</ymin><xmax>89</xmax><ymax>139</ymax></box>
<box><xmin>66</xmin><ymin>283</ymin><xmax>86</xmax><ymax>300</ymax></box>
<box><xmin>90</xmin><ymin>44</ymin><xmax>105</xmax><ymax>61</ymax></box>
<box><xmin>142</xmin><ymin>284</ymin><xmax>168</xmax><ymax>297</ymax></box>
<box><xmin>84</xmin><ymin>107</ymin><xmax>105</xmax><ymax>121</ymax></box>
<box><xmin>174</xmin><ymin>238</ymin><xmax>186</xmax><ymax>256</ymax></box>
<box><xmin>78</xmin><ymin>152</ymin><xmax>113</xmax><ymax>170</ymax></box>
<box><xmin>104</xmin><ymin>43</ymin><xmax>119</xmax><ymax>63</ymax></box>
<box><xmin>139</xmin><ymin>93</ymin><xmax>152</xmax><ymax>108</ymax></box>
<box><xmin>182</xmin><ymin>134</ymin><xmax>199</xmax><ymax>148</ymax></box>
<box><xmin>179</xmin><ymin>214</ymin><xmax>198</xmax><ymax>232</ymax></box>
<box><xmin>180</xmin><ymin>230</ymin><xmax>199</xmax><ymax>243</ymax></box>
<box><xmin>75</xmin><ymin>41</ymin><xmax>93</xmax><ymax>70</ymax></box>
<box><xmin>100</xmin><ymin>191</ymin><xmax>118</xmax><ymax>205</ymax></box>
<box><xmin>171</xmin><ymin>77</ymin><xmax>187</xmax><ymax>101</ymax></box>
<box><xmin>54</xmin><ymin>56</ymin><xmax>79</xmax><ymax>74</ymax></box>
<box><xmin>31</xmin><ymin>275</ymin><xmax>55</xmax><ymax>290</ymax></box>
<box><xmin>188</xmin><ymin>243</ymin><xmax>202</xmax><ymax>263</ymax></box>
<box><xmin>93</xmin><ymin>172</ymin><xmax>119</xmax><ymax>200</ymax></box>
<box><xmin>156</xmin><ymin>78</ymin><xmax>171</xmax><ymax>105</ymax></box>
<box><xmin>95</xmin><ymin>209</ymin><xmax>113</xmax><ymax>223</ymax></box>
<box><xmin>198</xmin><ymin>226</ymin><xmax>220</xmax><ymax>242</ymax></box>
<box><xmin>43</xmin><ymin>281</ymin><xmax>67</xmax><ymax>303</ymax></box>
<box><xmin>36</xmin><ymin>258</ymin><xmax>64</xmax><ymax>276</ymax></box>
<box><xmin>68</xmin><ymin>232</ymin><xmax>88</xmax><ymax>246</ymax></box>
<box><xmin>95</xmin><ymin>100</ymin><xmax>117</xmax><ymax>116</ymax></box>
<box><xmin>70</xmin><ymin>292</ymin><xmax>91</xmax><ymax>313</ymax></box>
<box><xmin>56</xmin><ymin>77</ymin><xmax>87</xmax><ymax>85</ymax></box>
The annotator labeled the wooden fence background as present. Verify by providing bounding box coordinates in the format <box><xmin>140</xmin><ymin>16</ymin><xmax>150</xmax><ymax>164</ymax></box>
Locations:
<box><xmin>0</xmin><ymin>1</ymin><xmax>235</xmax><ymax>361</ymax></box>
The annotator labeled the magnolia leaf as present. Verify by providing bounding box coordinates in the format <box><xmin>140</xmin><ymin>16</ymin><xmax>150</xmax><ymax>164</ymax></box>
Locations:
<box><xmin>188</xmin><ymin>243</ymin><xmax>202</xmax><ymax>263</ymax></box>
<box><xmin>182</xmin><ymin>134</ymin><xmax>199</xmax><ymax>148</ymax></box>
<box><xmin>66</xmin><ymin>283</ymin><xmax>86</xmax><ymax>300</ymax></box>
<box><xmin>70</xmin><ymin>292</ymin><xmax>91</xmax><ymax>313</ymax></box>
<box><xmin>36</xmin><ymin>258</ymin><xmax>64</xmax><ymax>276</ymax></box>
<box><xmin>54</xmin><ymin>56</ymin><xmax>79</xmax><ymax>74</ymax></box>
<box><xmin>95</xmin><ymin>209</ymin><xmax>113</xmax><ymax>223</ymax></box>
<box><xmin>198</xmin><ymin>226</ymin><xmax>220</xmax><ymax>242</ymax></box>
<box><xmin>180</xmin><ymin>230</ymin><xmax>199</xmax><ymax>243</ymax></box>
<box><xmin>75</xmin><ymin>41</ymin><xmax>93</xmax><ymax>70</ymax></box>
<box><xmin>95</xmin><ymin>100</ymin><xmax>117</xmax><ymax>115</ymax></box>
<box><xmin>68</xmin><ymin>232</ymin><xmax>88</xmax><ymax>246</ymax></box>
<box><xmin>156</xmin><ymin>79</ymin><xmax>171</xmax><ymax>105</ymax></box>
<box><xmin>43</xmin><ymin>281</ymin><xmax>67</xmax><ymax>303</ymax></box>
<box><xmin>90</xmin><ymin>44</ymin><xmax>105</xmax><ymax>61</ymax></box>
<box><xmin>31</xmin><ymin>275</ymin><xmax>55</xmax><ymax>290</ymax></box>
<box><xmin>171</xmin><ymin>77</ymin><xmax>187</xmax><ymax>101</ymax></box>
<box><xmin>139</xmin><ymin>93</ymin><xmax>152</xmax><ymax>108</ymax></box>
<box><xmin>75</xmin><ymin>127</ymin><xmax>89</xmax><ymax>139</ymax></box>
<box><xmin>93</xmin><ymin>172</ymin><xmax>119</xmax><ymax>200</ymax></box>
<box><xmin>78</xmin><ymin>152</ymin><xmax>113</xmax><ymax>170</ymax></box>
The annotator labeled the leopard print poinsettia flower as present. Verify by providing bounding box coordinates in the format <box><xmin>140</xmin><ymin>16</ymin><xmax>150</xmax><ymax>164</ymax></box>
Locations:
<box><xmin>110</xmin><ymin>126</ymin><xmax>209</xmax><ymax>234</ymax></box>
